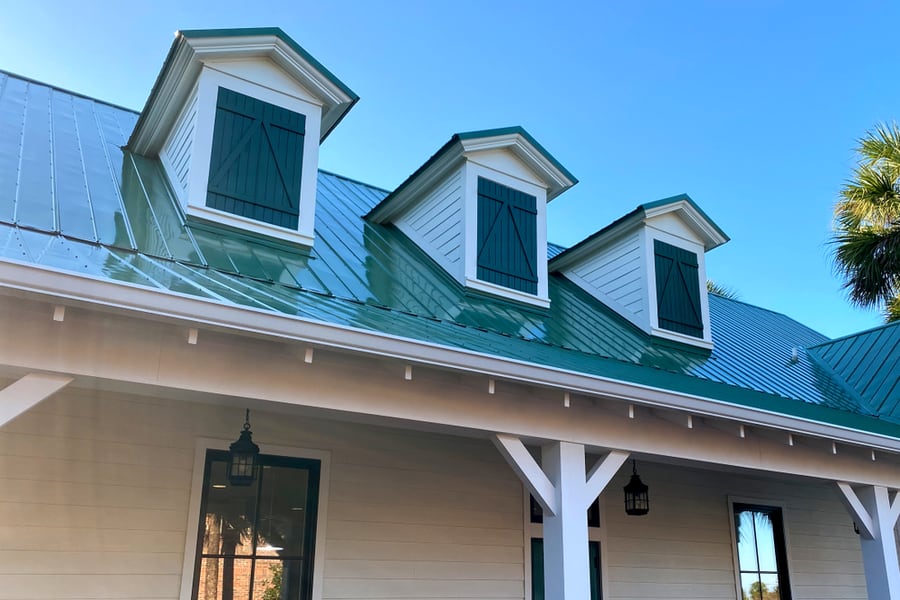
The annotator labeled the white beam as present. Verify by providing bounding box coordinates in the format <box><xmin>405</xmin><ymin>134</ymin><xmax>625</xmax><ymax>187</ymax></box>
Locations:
<box><xmin>0</xmin><ymin>373</ymin><xmax>73</xmax><ymax>427</ymax></box>
<box><xmin>837</xmin><ymin>483</ymin><xmax>900</xmax><ymax>599</ymax></box>
<box><xmin>492</xmin><ymin>434</ymin><xmax>557</xmax><ymax>515</ymax></box>
<box><xmin>583</xmin><ymin>450</ymin><xmax>629</xmax><ymax>510</ymax></box>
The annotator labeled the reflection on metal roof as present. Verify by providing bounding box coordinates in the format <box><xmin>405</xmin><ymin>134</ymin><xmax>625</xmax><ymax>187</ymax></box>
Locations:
<box><xmin>0</xmin><ymin>70</ymin><xmax>895</xmax><ymax>432</ymax></box>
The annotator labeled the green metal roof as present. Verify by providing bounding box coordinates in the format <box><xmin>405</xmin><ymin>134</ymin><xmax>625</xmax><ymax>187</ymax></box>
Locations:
<box><xmin>0</xmin><ymin>70</ymin><xmax>898</xmax><ymax>438</ymax></box>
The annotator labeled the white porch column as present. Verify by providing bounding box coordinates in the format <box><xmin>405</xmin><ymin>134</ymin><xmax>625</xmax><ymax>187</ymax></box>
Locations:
<box><xmin>837</xmin><ymin>482</ymin><xmax>900</xmax><ymax>599</ymax></box>
<box><xmin>0</xmin><ymin>373</ymin><xmax>73</xmax><ymax>428</ymax></box>
<box><xmin>493</xmin><ymin>434</ymin><xmax>628</xmax><ymax>599</ymax></box>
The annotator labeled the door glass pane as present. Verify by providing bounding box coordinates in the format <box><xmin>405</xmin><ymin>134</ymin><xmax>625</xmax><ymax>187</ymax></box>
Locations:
<box><xmin>203</xmin><ymin>459</ymin><xmax>258</xmax><ymax>556</ymax></box>
<box><xmin>257</xmin><ymin>465</ymin><xmax>312</xmax><ymax>557</ymax></box>
<box><xmin>251</xmin><ymin>559</ymin><xmax>304</xmax><ymax>600</ymax></box>
<box><xmin>197</xmin><ymin>557</ymin><xmax>253</xmax><ymax>600</ymax></box>
<box><xmin>753</xmin><ymin>512</ymin><xmax>777</xmax><ymax>572</ymax></box>
<box><xmin>735</xmin><ymin>510</ymin><xmax>759</xmax><ymax>571</ymax></box>
<box><xmin>741</xmin><ymin>572</ymin><xmax>762</xmax><ymax>600</ymax></box>
<box><xmin>759</xmin><ymin>573</ymin><xmax>781</xmax><ymax>600</ymax></box>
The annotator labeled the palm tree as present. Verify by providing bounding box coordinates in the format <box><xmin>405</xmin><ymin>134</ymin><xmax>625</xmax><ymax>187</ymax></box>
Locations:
<box><xmin>834</xmin><ymin>123</ymin><xmax>900</xmax><ymax>322</ymax></box>
<box><xmin>707</xmin><ymin>280</ymin><xmax>739</xmax><ymax>299</ymax></box>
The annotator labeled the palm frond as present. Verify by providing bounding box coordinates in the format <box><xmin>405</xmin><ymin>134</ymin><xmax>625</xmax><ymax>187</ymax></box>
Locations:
<box><xmin>707</xmin><ymin>280</ymin><xmax>739</xmax><ymax>299</ymax></box>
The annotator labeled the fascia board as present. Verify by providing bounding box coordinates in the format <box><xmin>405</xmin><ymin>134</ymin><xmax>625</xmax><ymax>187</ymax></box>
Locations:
<box><xmin>643</xmin><ymin>200</ymin><xmax>729</xmax><ymax>250</ymax></box>
<box><xmin>1</xmin><ymin>258</ymin><xmax>899</xmax><ymax>453</ymax></box>
<box><xmin>459</xmin><ymin>133</ymin><xmax>576</xmax><ymax>200</ymax></box>
<box><xmin>129</xmin><ymin>32</ymin><xmax>357</xmax><ymax>155</ymax></box>
<box><xmin>367</xmin><ymin>147</ymin><xmax>465</xmax><ymax>223</ymax></box>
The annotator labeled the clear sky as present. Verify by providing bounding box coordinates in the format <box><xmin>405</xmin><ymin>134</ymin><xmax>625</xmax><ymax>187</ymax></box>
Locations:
<box><xmin>0</xmin><ymin>0</ymin><xmax>895</xmax><ymax>338</ymax></box>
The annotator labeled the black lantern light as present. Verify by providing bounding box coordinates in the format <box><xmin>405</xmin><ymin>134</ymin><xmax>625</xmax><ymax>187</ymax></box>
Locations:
<box><xmin>623</xmin><ymin>460</ymin><xmax>649</xmax><ymax>516</ymax></box>
<box><xmin>227</xmin><ymin>409</ymin><xmax>260</xmax><ymax>486</ymax></box>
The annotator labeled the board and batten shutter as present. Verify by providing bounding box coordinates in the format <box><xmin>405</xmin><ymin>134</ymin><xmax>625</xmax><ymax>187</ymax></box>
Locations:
<box><xmin>476</xmin><ymin>177</ymin><xmax>538</xmax><ymax>294</ymax></box>
<box><xmin>654</xmin><ymin>239</ymin><xmax>703</xmax><ymax>337</ymax></box>
<box><xmin>206</xmin><ymin>87</ymin><xmax>306</xmax><ymax>230</ymax></box>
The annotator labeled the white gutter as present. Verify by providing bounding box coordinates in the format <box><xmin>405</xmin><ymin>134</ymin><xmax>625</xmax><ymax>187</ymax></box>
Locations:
<box><xmin>0</xmin><ymin>257</ymin><xmax>898</xmax><ymax>454</ymax></box>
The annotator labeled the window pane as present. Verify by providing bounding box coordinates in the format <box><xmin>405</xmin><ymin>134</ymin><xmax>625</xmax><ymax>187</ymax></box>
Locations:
<box><xmin>203</xmin><ymin>459</ymin><xmax>258</xmax><ymax>556</ymax></box>
<box><xmin>760</xmin><ymin>573</ymin><xmax>781</xmax><ymax>600</ymax></box>
<box><xmin>735</xmin><ymin>510</ymin><xmax>760</xmax><ymax>572</ymax></box>
<box><xmin>197</xmin><ymin>557</ymin><xmax>253</xmax><ymax>600</ymax></box>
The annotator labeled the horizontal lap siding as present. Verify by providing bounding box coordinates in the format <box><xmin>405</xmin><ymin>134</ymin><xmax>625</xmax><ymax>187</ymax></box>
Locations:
<box><xmin>566</xmin><ymin>232</ymin><xmax>644</xmax><ymax>319</ymax></box>
<box><xmin>0</xmin><ymin>387</ymin><xmax>524</xmax><ymax>600</ymax></box>
<box><xmin>161</xmin><ymin>94</ymin><xmax>198</xmax><ymax>197</ymax></box>
<box><xmin>604</xmin><ymin>463</ymin><xmax>866</xmax><ymax>600</ymax></box>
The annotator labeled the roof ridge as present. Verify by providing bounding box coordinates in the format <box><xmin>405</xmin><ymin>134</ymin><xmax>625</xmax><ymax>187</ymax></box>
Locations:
<box><xmin>318</xmin><ymin>168</ymin><xmax>391</xmax><ymax>194</ymax></box>
<box><xmin>0</xmin><ymin>68</ymin><xmax>140</xmax><ymax>115</ymax></box>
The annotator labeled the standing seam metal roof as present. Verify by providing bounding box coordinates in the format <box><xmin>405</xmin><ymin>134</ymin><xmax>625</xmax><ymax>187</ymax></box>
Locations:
<box><xmin>0</xmin><ymin>70</ymin><xmax>896</xmax><ymax>434</ymax></box>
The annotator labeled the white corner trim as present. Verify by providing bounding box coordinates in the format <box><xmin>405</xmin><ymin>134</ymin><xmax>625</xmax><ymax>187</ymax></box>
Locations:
<box><xmin>179</xmin><ymin>437</ymin><xmax>331</xmax><ymax>600</ymax></box>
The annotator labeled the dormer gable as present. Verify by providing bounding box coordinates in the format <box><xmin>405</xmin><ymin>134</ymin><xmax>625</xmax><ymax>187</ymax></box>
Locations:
<box><xmin>550</xmin><ymin>194</ymin><xmax>729</xmax><ymax>349</ymax></box>
<box><xmin>128</xmin><ymin>28</ymin><xmax>358</xmax><ymax>247</ymax></box>
<box><xmin>367</xmin><ymin>127</ymin><xmax>577</xmax><ymax>308</ymax></box>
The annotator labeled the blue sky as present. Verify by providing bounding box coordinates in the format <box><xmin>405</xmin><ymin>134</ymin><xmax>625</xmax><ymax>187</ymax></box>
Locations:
<box><xmin>1</xmin><ymin>0</ymin><xmax>896</xmax><ymax>338</ymax></box>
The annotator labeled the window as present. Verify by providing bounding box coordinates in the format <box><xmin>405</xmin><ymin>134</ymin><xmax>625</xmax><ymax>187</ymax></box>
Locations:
<box><xmin>476</xmin><ymin>177</ymin><xmax>538</xmax><ymax>294</ymax></box>
<box><xmin>732</xmin><ymin>503</ymin><xmax>791</xmax><ymax>600</ymax></box>
<box><xmin>654</xmin><ymin>239</ymin><xmax>703</xmax><ymax>338</ymax></box>
<box><xmin>192</xmin><ymin>450</ymin><xmax>320</xmax><ymax>600</ymax></box>
<box><xmin>528</xmin><ymin>495</ymin><xmax>603</xmax><ymax>600</ymax></box>
<box><xmin>207</xmin><ymin>87</ymin><xmax>307</xmax><ymax>230</ymax></box>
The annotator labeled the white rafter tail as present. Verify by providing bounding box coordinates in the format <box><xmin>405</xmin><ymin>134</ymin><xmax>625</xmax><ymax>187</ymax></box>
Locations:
<box><xmin>788</xmin><ymin>432</ymin><xmax>794</xmax><ymax>446</ymax></box>
<box><xmin>404</xmin><ymin>365</ymin><xmax>413</xmax><ymax>381</ymax></box>
<box><xmin>492</xmin><ymin>433</ymin><xmax>557</xmax><ymax>516</ymax></box>
<box><xmin>738</xmin><ymin>424</ymin><xmax>746</xmax><ymax>439</ymax></box>
<box><xmin>686</xmin><ymin>414</ymin><xmax>694</xmax><ymax>429</ymax></box>
<box><xmin>563</xmin><ymin>391</ymin><xmax>570</xmax><ymax>408</ymax></box>
<box><xmin>832</xmin><ymin>441</ymin><xmax>838</xmax><ymax>455</ymax></box>
<box><xmin>871</xmin><ymin>449</ymin><xmax>877</xmax><ymax>461</ymax></box>
<box><xmin>583</xmin><ymin>450</ymin><xmax>630</xmax><ymax>510</ymax></box>
<box><xmin>0</xmin><ymin>373</ymin><xmax>74</xmax><ymax>428</ymax></box>
<box><xmin>488</xmin><ymin>378</ymin><xmax>495</xmax><ymax>395</ymax></box>
<box><xmin>304</xmin><ymin>347</ymin><xmax>314</xmax><ymax>364</ymax></box>
<box><xmin>836</xmin><ymin>482</ymin><xmax>875</xmax><ymax>539</ymax></box>
<box><xmin>52</xmin><ymin>305</ymin><xmax>65</xmax><ymax>322</ymax></box>
<box><xmin>187</xmin><ymin>328</ymin><xmax>199</xmax><ymax>345</ymax></box>
<box><xmin>628</xmin><ymin>404</ymin><xmax>635</xmax><ymax>419</ymax></box>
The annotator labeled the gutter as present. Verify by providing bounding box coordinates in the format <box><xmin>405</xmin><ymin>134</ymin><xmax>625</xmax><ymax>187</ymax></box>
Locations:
<box><xmin>1</xmin><ymin>257</ymin><xmax>899</xmax><ymax>454</ymax></box>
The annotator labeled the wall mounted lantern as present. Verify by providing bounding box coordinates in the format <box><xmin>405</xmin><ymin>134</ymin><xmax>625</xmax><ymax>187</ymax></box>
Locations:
<box><xmin>227</xmin><ymin>409</ymin><xmax>260</xmax><ymax>486</ymax></box>
<box><xmin>624</xmin><ymin>460</ymin><xmax>649</xmax><ymax>516</ymax></box>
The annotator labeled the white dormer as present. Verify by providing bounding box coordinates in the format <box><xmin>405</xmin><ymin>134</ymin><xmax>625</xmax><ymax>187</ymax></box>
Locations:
<box><xmin>367</xmin><ymin>128</ymin><xmax>577</xmax><ymax>308</ymax></box>
<box><xmin>550</xmin><ymin>194</ymin><xmax>729</xmax><ymax>349</ymax></box>
<box><xmin>128</xmin><ymin>28</ymin><xmax>358</xmax><ymax>247</ymax></box>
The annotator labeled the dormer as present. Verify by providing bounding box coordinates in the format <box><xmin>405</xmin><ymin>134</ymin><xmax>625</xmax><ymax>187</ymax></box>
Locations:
<box><xmin>367</xmin><ymin>128</ymin><xmax>577</xmax><ymax>308</ymax></box>
<box><xmin>128</xmin><ymin>28</ymin><xmax>358</xmax><ymax>247</ymax></box>
<box><xmin>550</xmin><ymin>194</ymin><xmax>728</xmax><ymax>349</ymax></box>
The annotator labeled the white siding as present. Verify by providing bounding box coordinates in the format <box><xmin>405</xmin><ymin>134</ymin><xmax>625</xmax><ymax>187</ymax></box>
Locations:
<box><xmin>395</xmin><ymin>168</ymin><xmax>465</xmax><ymax>283</ymax></box>
<box><xmin>160</xmin><ymin>92</ymin><xmax>198</xmax><ymax>200</ymax></box>
<box><xmin>0</xmin><ymin>389</ymin><xmax>869</xmax><ymax>600</ymax></box>
<box><xmin>603</xmin><ymin>463</ymin><xmax>867</xmax><ymax>600</ymax></box>
<box><xmin>563</xmin><ymin>231</ymin><xmax>646</xmax><ymax>327</ymax></box>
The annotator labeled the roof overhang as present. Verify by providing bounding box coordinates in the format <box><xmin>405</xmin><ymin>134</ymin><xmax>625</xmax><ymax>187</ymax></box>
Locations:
<box><xmin>128</xmin><ymin>27</ymin><xmax>358</xmax><ymax>156</ymax></box>
<box><xmin>367</xmin><ymin>127</ymin><xmax>577</xmax><ymax>224</ymax></box>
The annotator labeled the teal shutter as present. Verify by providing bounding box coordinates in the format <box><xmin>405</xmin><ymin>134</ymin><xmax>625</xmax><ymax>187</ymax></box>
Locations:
<box><xmin>206</xmin><ymin>87</ymin><xmax>306</xmax><ymax>230</ymax></box>
<box><xmin>654</xmin><ymin>239</ymin><xmax>703</xmax><ymax>337</ymax></box>
<box><xmin>476</xmin><ymin>177</ymin><xmax>538</xmax><ymax>294</ymax></box>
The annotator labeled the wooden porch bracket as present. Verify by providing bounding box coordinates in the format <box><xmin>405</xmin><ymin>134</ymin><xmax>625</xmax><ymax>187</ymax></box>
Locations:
<box><xmin>493</xmin><ymin>433</ymin><xmax>557</xmax><ymax>515</ymax></box>
<box><xmin>836</xmin><ymin>482</ymin><xmax>900</xmax><ymax>599</ymax></box>
<box><xmin>0</xmin><ymin>373</ymin><xmax>73</xmax><ymax>428</ymax></box>
<box><xmin>584</xmin><ymin>450</ymin><xmax>629</xmax><ymax>509</ymax></box>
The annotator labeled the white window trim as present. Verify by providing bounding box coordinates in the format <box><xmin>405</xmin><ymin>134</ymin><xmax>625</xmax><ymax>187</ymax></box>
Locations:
<box><xmin>462</xmin><ymin>162</ymin><xmax>550</xmax><ymax>308</ymax></box>
<box><xmin>726</xmin><ymin>495</ymin><xmax>795</xmax><ymax>600</ymax></box>
<box><xmin>644</xmin><ymin>228</ymin><xmax>713</xmax><ymax>349</ymax></box>
<box><xmin>167</xmin><ymin>66</ymin><xmax>323</xmax><ymax>248</ymax></box>
<box><xmin>179</xmin><ymin>437</ymin><xmax>331</xmax><ymax>600</ymax></box>
<box><xmin>522</xmin><ymin>487</ymin><xmax>608</xmax><ymax>600</ymax></box>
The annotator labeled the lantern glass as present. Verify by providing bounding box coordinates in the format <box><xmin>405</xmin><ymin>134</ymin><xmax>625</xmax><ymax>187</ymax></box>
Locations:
<box><xmin>623</xmin><ymin>461</ymin><xmax>649</xmax><ymax>516</ymax></box>
<box><xmin>227</xmin><ymin>411</ymin><xmax>260</xmax><ymax>486</ymax></box>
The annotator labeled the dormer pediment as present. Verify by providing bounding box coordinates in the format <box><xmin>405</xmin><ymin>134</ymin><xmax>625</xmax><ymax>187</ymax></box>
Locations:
<box><xmin>367</xmin><ymin>127</ymin><xmax>577</xmax><ymax>308</ymax></box>
<box><xmin>551</xmin><ymin>194</ymin><xmax>728</xmax><ymax>349</ymax></box>
<box><xmin>128</xmin><ymin>28</ymin><xmax>358</xmax><ymax>248</ymax></box>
